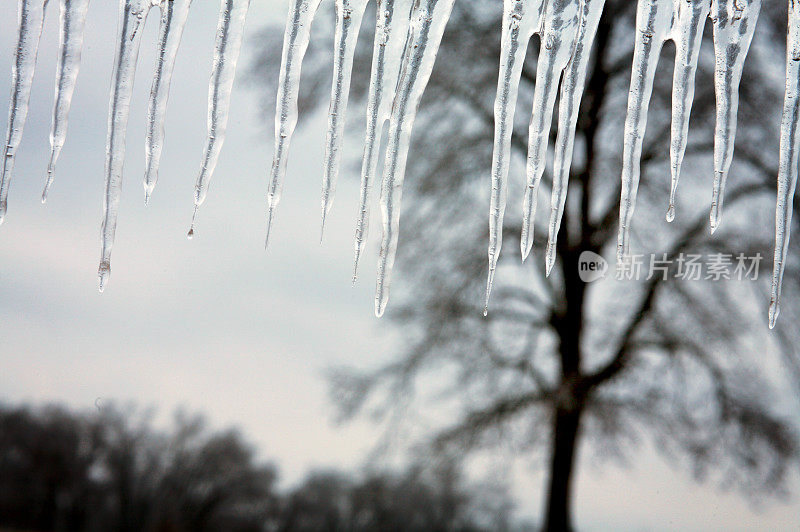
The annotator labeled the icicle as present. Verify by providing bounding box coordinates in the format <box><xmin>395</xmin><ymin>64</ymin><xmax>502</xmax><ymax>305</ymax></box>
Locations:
<box><xmin>618</xmin><ymin>0</ymin><xmax>683</xmax><ymax>261</ymax></box>
<box><xmin>0</xmin><ymin>0</ymin><xmax>49</xmax><ymax>226</ymax></box>
<box><xmin>486</xmin><ymin>0</ymin><xmax>609</xmax><ymax>311</ymax></box>
<box><xmin>544</xmin><ymin>0</ymin><xmax>606</xmax><ymax>276</ymax></box>
<box><xmin>485</xmin><ymin>0</ymin><xmax>543</xmax><ymax>314</ymax></box>
<box><xmin>520</xmin><ymin>1</ymin><xmax>583</xmax><ymax>263</ymax></box>
<box><xmin>265</xmin><ymin>0</ymin><xmax>323</xmax><ymax>247</ymax></box>
<box><xmin>353</xmin><ymin>0</ymin><xmax>412</xmax><ymax>282</ymax></box>
<box><xmin>143</xmin><ymin>0</ymin><xmax>193</xmax><ymax>204</ymax></box>
<box><xmin>99</xmin><ymin>0</ymin><xmax>154</xmax><ymax>292</ymax></box>
<box><xmin>42</xmin><ymin>0</ymin><xmax>91</xmax><ymax>203</ymax></box>
<box><xmin>667</xmin><ymin>0</ymin><xmax>709</xmax><ymax>223</ymax></box>
<box><xmin>374</xmin><ymin>0</ymin><xmax>457</xmax><ymax>317</ymax></box>
<box><xmin>320</xmin><ymin>0</ymin><xmax>369</xmax><ymax>240</ymax></box>
<box><xmin>708</xmin><ymin>0</ymin><xmax>760</xmax><ymax>232</ymax></box>
<box><xmin>769</xmin><ymin>0</ymin><xmax>800</xmax><ymax>329</ymax></box>
<box><xmin>188</xmin><ymin>0</ymin><xmax>250</xmax><ymax>236</ymax></box>
<box><xmin>618</xmin><ymin>0</ymin><xmax>761</xmax><ymax>260</ymax></box>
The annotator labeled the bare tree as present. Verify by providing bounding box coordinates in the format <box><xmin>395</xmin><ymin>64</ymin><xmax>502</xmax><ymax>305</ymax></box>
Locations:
<box><xmin>279</xmin><ymin>457</ymin><xmax>511</xmax><ymax>531</ymax></box>
<box><xmin>248</xmin><ymin>2</ymin><xmax>800</xmax><ymax>530</ymax></box>
<box><xmin>0</xmin><ymin>404</ymin><xmax>279</xmax><ymax>532</ymax></box>
<box><xmin>0</xmin><ymin>403</ymin><xmax>518</xmax><ymax>531</ymax></box>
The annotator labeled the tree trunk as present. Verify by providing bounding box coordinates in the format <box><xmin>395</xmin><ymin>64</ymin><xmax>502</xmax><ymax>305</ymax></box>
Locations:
<box><xmin>543</xmin><ymin>406</ymin><xmax>583</xmax><ymax>532</ymax></box>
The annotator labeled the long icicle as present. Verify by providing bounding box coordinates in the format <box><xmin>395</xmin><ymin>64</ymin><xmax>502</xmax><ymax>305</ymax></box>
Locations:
<box><xmin>144</xmin><ymin>0</ymin><xmax>193</xmax><ymax>204</ymax></box>
<box><xmin>375</xmin><ymin>0</ymin><xmax>457</xmax><ymax>317</ymax></box>
<box><xmin>544</xmin><ymin>0</ymin><xmax>606</xmax><ymax>277</ymax></box>
<box><xmin>264</xmin><ymin>0</ymin><xmax>323</xmax><ymax>247</ymax></box>
<box><xmin>769</xmin><ymin>0</ymin><xmax>800</xmax><ymax>329</ymax></box>
<box><xmin>617</xmin><ymin>0</ymin><xmax>673</xmax><ymax>261</ymax></box>
<box><xmin>520</xmin><ymin>0</ymin><xmax>583</xmax><ymax>262</ymax></box>
<box><xmin>485</xmin><ymin>0</ymin><xmax>542</xmax><ymax>315</ymax></box>
<box><xmin>188</xmin><ymin>0</ymin><xmax>250</xmax><ymax>237</ymax></box>
<box><xmin>666</xmin><ymin>0</ymin><xmax>709</xmax><ymax>223</ymax></box>
<box><xmin>353</xmin><ymin>0</ymin><xmax>413</xmax><ymax>282</ymax></box>
<box><xmin>618</xmin><ymin>0</ymin><xmax>761</xmax><ymax>259</ymax></box>
<box><xmin>708</xmin><ymin>0</ymin><xmax>760</xmax><ymax>233</ymax></box>
<box><xmin>0</xmin><ymin>0</ymin><xmax>49</xmax><ymax>226</ymax></box>
<box><xmin>98</xmin><ymin>0</ymin><xmax>154</xmax><ymax>292</ymax></box>
<box><xmin>320</xmin><ymin>0</ymin><xmax>369</xmax><ymax>240</ymax></box>
<box><xmin>42</xmin><ymin>0</ymin><xmax>91</xmax><ymax>203</ymax></box>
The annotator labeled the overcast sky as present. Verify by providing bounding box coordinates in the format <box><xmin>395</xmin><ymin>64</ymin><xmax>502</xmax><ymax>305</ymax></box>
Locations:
<box><xmin>0</xmin><ymin>1</ymin><xmax>797</xmax><ymax>529</ymax></box>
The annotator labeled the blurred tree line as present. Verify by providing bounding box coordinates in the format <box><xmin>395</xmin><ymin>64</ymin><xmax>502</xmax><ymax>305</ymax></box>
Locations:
<box><xmin>0</xmin><ymin>403</ymin><xmax>521</xmax><ymax>532</ymax></box>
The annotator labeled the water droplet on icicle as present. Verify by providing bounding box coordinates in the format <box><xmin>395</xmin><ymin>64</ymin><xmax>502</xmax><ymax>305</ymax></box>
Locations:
<box><xmin>98</xmin><ymin>260</ymin><xmax>110</xmax><ymax>293</ymax></box>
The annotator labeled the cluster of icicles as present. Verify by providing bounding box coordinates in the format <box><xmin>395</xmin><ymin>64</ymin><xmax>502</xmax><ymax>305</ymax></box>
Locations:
<box><xmin>0</xmin><ymin>0</ymin><xmax>251</xmax><ymax>290</ymax></box>
<box><xmin>0</xmin><ymin>0</ymin><xmax>798</xmax><ymax>327</ymax></box>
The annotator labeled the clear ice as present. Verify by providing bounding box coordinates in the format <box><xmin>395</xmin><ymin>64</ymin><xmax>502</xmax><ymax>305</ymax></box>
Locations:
<box><xmin>265</xmin><ymin>0</ymin><xmax>323</xmax><ymax>247</ymax></box>
<box><xmin>374</xmin><ymin>0</ymin><xmax>457</xmax><ymax>317</ymax></box>
<box><xmin>770</xmin><ymin>0</ymin><xmax>800</xmax><ymax>329</ymax></box>
<box><xmin>144</xmin><ymin>0</ymin><xmax>193</xmax><ymax>204</ymax></box>
<box><xmin>485</xmin><ymin>0</ymin><xmax>607</xmax><ymax>313</ymax></box>
<box><xmin>617</xmin><ymin>0</ymin><xmax>761</xmax><ymax>261</ymax></box>
<box><xmin>1</xmin><ymin>0</ymin><xmax>49</xmax><ymax>225</ymax></box>
<box><xmin>353</xmin><ymin>0</ymin><xmax>412</xmax><ymax>281</ymax></box>
<box><xmin>99</xmin><ymin>0</ymin><xmax>193</xmax><ymax>292</ymax></box>
<box><xmin>319</xmin><ymin>0</ymin><xmax>369</xmax><ymax>240</ymax></box>
<box><xmin>188</xmin><ymin>0</ymin><xmax>251</xmax><ymax>237</ymax></box>
<box><xmin>42</xmin><ymin>0</ymin><xmax>92</xmax><ymax>202</ymax></box>
<box><xmin>3</xmin><ymin>0</ymin><xmax>796</xmax><ymax>324</ymax></box>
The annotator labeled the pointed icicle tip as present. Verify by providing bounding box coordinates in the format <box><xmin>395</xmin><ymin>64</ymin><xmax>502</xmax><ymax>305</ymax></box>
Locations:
<box><xmin>545</xmin><ymin>248</ymin><xmax>556</xmax><ymax>278</ymax></box>
<box><xmin>520</xmin><ymin>235</ymin><xmax>532</xmax><ymax>263</ymax></box>
<box><xmin>375</xmin><ymin>299</ymin><xmax>385</xmax><ymax>318</ymax></box>
<box><xmin>665</xmin><ymin>204</ymin><xmax>675</xmax><ymax>223</ymax></box>
<box><xmin>42</xmin><ymin>168</ymin><xmax>55</xmax><ymax>204</ymax></box>
<box><xmin>768</xmin><ymin>300</ymin><xmax>780</xmax><ymax>330</ymax></box>
<box><xmin>484</xmin><ymin>265</ymin><xmax>496</xmax><ymax>317</ymax></box>
<box><xmin>187</xmin><ymin>205</ymin><xmax>198</xmax><ymax>240</ymax></box>
<box><xmin>265</xmin><ymin>207</ymin><xmax>276</xmax><ymax>250</ymax></box>
<box><xmin>352</xmin><ymin>247</ymin><xmax>363</xmax><ymax>286</ymax></box>
<box><xmin>616</xmin><ymin>245</ymin><xmax>630</xmax><ymax>266</ymax></box>
<box><xmin>351</xmin><ymin>256</ymin><xmax>360</xmax><ymax>286</ymax></box>
<box><xmin>320</xmin><ymin>208</ymin><xmax>328</xmax><ymax>245</ymax></box>
<box><xmin>144</xmin><ymin>184</ymin><xmax>154</xmax><ymax>206</ymax></box>
<box><xmin>709</xmin><ymin>205</ymin><xmax>721</xmax><ymax>234</ymax></box>
<box><xmin>98</xmin><ymin>261</ymin><xmax>111</xmax><ymax>293</ymax></box>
